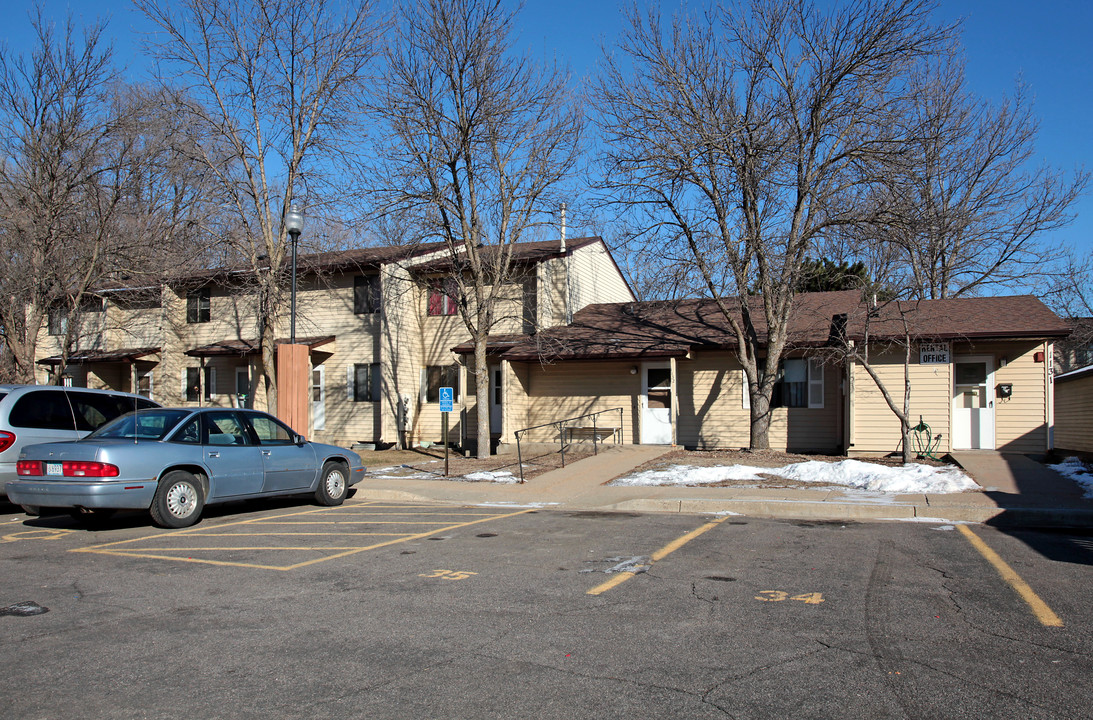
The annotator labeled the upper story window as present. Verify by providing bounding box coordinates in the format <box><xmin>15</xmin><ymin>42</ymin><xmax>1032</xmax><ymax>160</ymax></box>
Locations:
<box><xmin>47</xmin><ymin>307</ymin><xmax>68</xmax><ymax>336</ymax></box>
<box><xmin>427</xmin><ymin>279</ymin><xmax>458</xmax><ymax>316</ymax></box>
<box><xmin>354</xmin><ymin>275</ymin><xmax>381</xmax><ymax>314</ymax></box>
<box><xmin>186</xmin><ymin>288</ymin><xmax>211</xmax><ymax>323</ymax></box>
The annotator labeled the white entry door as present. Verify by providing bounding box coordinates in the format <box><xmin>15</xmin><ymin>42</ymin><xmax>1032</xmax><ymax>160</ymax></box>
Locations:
<box><xmin>641</xmin><ymin>362</ymin><xmax>673</xmax><ymax>445</ymax></box>
<box><xmin>952</xmin><ymin>356</ymin><xmax>995</xmax><ymax>449</ymax></box>
<box><xmin>312</xmin><ymin>365</ymin><xmax>325</xmax><ymax>431</ymax></box>
<box><xmin>489</xmin><ymin>364</ymin><xmax>502</xmax><ymax>434</ymax></box>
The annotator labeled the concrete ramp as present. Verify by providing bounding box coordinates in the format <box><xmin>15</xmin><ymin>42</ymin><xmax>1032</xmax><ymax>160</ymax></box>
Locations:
<box><xmin>948</xmin><ymin>450</ymin><xmax>1086</xmax><ymax>501</ymax></box>
<box><xmin>523</xmin><ymin>445</ymin><xmax>675</xmax><ymax>503</ymax></box>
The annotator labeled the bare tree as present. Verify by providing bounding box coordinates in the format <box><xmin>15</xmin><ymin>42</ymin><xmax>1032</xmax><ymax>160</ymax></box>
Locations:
<box><xmin>0</xmin><ymin>11</ymin><xmax>202</xmax><ymax>384</ymax></box>
<box><xmin>856</xmin><ymin>51</ymin><xmax>1089</xmax><ymax>299</ymax></box>
<box><xmin>374</xmin><ymin>0</ymin><xmax>582</xmax><ymax>458</ymax></box>
<box><xmin>595</xmin><ymin>0</ymin><xmax>946</xmax><ymax>449</ymax></box>
<box><xmin>136</xmin><ymin>0</ymin><xmax>382</xmax><ymax>412</ymax></box>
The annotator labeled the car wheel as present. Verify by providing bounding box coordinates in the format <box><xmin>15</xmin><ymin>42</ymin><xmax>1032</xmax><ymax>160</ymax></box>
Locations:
<box><xmin>315</xmin><ymin>461</ymin><xmax>348</xmax><ymax>506</ymax></box>
<box><xmin>150</xmin><ymin>471</ymin><xmax>205</xmax><ymax>528</ymax></box>
<box><xmin>20</xmin><ymin>504</ymin><xmax>40</xmax><ymax>517</ymax></box>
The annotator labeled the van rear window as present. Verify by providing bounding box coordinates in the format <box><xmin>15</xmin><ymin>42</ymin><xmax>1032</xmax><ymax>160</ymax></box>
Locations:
<box><xmin>68</xmin><ymin>391</ymin><xmax>159</xmax><ymax>431</ymax></box>
<box><xmin>9</xmin><ymin>390</ymin><xmax>75</xmax><ymax>430</ymax></box>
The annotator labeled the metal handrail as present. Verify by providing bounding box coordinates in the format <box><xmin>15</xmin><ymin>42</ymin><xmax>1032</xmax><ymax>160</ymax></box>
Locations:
<box><xmin>512</xmin><ymin>408</ymin><xmax>624</xmax><ymax>483</ymax></box>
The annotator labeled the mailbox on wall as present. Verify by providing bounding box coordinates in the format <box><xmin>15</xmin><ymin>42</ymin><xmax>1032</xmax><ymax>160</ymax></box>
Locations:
<box><xmin>996</xmin><ymin>383</ymin><xmax>1013</xmax><ymax>398</ymax></box>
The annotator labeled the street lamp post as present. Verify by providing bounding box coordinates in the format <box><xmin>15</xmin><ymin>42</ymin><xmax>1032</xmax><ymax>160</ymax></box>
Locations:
<box><xmin>284</xmin><ymin>201</ymin><xmax>304</xmax><ymax>344</ymax></box>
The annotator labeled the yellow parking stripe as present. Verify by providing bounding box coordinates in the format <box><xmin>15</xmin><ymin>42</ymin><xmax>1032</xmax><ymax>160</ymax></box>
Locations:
<box><xmin>957</xmin><ymin>525</ymin><xmax>1063</xmax><ymax>628</ymax></box>
<box><xmin>587</xmin><ymin>515</ymin><xmax>732</xmax><ymax>595</ymax></box>
<box><xmin>71</xmin><ymin>503</ymin><xmax>533</xmax><ymax>571</ymax></box>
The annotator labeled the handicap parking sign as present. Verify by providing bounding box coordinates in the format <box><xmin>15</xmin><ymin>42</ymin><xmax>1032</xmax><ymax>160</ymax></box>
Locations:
<box><xmin>439</xmin><ymin>387</ymin><xmax>454</xmax><ymax>413</ymax></box>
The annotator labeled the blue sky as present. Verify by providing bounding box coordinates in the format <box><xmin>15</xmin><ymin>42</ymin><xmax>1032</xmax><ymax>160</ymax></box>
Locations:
<box><xmin>6</xmin><ymin>0</ymin><xmax>1091</xmax><ymax>261</ymax></box>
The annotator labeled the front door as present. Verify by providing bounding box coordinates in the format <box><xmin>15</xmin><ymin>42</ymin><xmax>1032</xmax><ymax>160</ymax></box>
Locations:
<box><xmin>311</xmin><ymin>365</ymin><xmax>325</xmax><ymax>431</ymax></box>
<box><xmin>641</xmin><ymin>362</ymin><xmax>673</xmax><ymax>445</ymax></box>
<box><xmin>952</xmin><ymin>356</ymin><xmax>995</xmax><ymax>450</ymax></box>
<box><xmin>489</xmin><ymin>364</ymin><xmax>502</xmax><ymax>435</ymax></box>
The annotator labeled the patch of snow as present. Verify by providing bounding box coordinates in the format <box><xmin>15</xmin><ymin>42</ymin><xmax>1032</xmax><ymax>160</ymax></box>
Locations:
<box><xmin>462</xmin><ymin>471</ymin><xmax>519</xmax><ymax>483</ymax></box>
<box><xmin>1049</xmin><ymin>457</ymin><xmax>1093</xmax><ymax>498</ymax></box>
<box><xmin>706</xmin><ymin>510</ymin><xmax>743</xmax><ymax>516</ymax></box>
<box><xmin>877</xmin><ymin>516</ymin><xmax>977</xmax><ymax>526</ymax></box>
<box><xmin>475</xmin><ymin>501</ymin><xmax>560</xmax><ymax>508</ymax></box>
<box><xmin>611</xmin><ymin>459</ymin><xmax>977</xmax><ymax>494</ymax></box>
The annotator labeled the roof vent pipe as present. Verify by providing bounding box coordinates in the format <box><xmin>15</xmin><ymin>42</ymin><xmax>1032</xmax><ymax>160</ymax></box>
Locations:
<box><xmin>560</xmin><ymin>203</ymin><xmax>567</xmax><ymax>252</ymax></box>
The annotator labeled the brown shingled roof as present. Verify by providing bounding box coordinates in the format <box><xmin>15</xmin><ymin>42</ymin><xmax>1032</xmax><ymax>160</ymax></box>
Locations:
<box><xmin>498</xmin><ymin>292</ymin><xmax>1069</xmax><ymax>362</ymax></box>
<box><xmin>849</xmin><ymin>295</ymin><xmax>1072</xmax><ymax>341</ymax></box>
<box><xmin>410</xmin><ymin>237</ymin><xmax>603</xmax><ymax>275</ymax></box>
<box><xmin>37</xmin><ymin>347</ymin><xmax>161</xmax><ymax>366</ymax></box>
<box><xmin>501</xmin><ymin>291</ymin><xmax>861</xmax><ymax>361</ymax></box>
<box><xmin>185</xmin><ymin>335</ymin><xmax>335</xmax><ymax>357</ymax></box>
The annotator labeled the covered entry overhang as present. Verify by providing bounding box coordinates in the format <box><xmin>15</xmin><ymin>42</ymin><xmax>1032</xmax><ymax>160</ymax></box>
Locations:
<box><xmin>37</xmin><ymin>346</ymin><xmax>161</xmax><ymax>367</ymax></box>
<box><xmin>185</xmin><ymin>335</ymin><xmax>335</xmax><ymax>358</ymax></box>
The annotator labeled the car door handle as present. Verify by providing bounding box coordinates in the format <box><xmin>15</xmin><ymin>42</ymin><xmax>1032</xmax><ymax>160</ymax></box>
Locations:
<box><xmin>261</xmin><ymin>450</ymin><xmax>271</xmax><ymax>456</ymax></box>
<box><xmin>208</xmin><ymin>451</ymin><xmax>220</xmax><ymax>458</ymax></box>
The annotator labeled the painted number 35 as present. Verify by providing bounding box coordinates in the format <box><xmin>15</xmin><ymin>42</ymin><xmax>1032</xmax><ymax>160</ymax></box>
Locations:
<box><xmin>755</xmin><ymin>590</ymin><xmax>825</xmax><ymax>604</ymax></box>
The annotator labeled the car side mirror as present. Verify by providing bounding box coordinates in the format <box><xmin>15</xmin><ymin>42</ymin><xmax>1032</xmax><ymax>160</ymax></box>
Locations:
<box><xmin>294</xmin><ymin>433</ymin><xmax>307</xmax><ymax>445</ymax></box>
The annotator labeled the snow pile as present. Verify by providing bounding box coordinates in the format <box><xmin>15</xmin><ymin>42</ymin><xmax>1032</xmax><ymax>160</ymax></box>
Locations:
<box><xmin>462</xmin><ymin>470</ymin><xmax>519</xmax><ymax>484</ymax></box>
<box><xmin>612</xmin><ymin>458</ymin><xmax>978</xmax><ymax>494</ymax></box>
<box><xmin>1049</xmin><ymin>457</ymin><xmax>1093</xmax><ymax>498</ymax></box>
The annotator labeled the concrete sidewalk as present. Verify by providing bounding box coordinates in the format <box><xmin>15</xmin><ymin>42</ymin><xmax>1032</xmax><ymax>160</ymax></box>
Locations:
<box><xmin>352</xmin><ymin>446</ymin><xmax>1093</xmax><ymax>528</ymax></box>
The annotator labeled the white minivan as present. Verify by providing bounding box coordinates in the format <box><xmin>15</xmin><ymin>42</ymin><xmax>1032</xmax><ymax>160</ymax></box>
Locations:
<box><xmin>0</xmin><ymin>385</ymin><xmax>159</xmax><ymax>500</ymax></box>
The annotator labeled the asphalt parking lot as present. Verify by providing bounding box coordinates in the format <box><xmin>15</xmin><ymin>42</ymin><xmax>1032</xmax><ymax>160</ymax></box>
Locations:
<box><xmin>3</xmin><ymin>497</ymin><xmax>1092</xmax><ymax>719</ymax></box>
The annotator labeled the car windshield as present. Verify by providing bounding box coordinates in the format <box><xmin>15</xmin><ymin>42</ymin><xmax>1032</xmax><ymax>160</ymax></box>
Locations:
<box><xmin>86</xmin><ymin>409</ymin><xmax>192</xmax><ymax>441</ymax></box>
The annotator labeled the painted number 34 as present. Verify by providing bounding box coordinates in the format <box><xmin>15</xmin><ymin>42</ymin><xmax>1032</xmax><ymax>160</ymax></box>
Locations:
<box><xmin>755</xmin><ymin>590</ymin><xmax>825</xmax><ymax>604</ymax></box>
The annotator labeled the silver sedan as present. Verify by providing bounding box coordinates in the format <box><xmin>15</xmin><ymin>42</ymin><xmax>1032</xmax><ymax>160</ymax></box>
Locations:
<box><xmin>6</xmin><ymin>407</ymin><xmax>366</xmax><ymax>528</ymax></box>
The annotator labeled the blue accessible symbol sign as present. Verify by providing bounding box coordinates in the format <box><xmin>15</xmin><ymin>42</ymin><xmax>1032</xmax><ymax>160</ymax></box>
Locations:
<box><xmin>439</xmin><ymin>387</ymin><xmax>454</xmax><ymax>413</ymax></box>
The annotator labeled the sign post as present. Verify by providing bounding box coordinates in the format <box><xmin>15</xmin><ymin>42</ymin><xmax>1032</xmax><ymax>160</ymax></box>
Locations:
<box><xmin>439</xmin><ymin>387</ymin><xmax>453</xmax><ymax>477</ymax></box>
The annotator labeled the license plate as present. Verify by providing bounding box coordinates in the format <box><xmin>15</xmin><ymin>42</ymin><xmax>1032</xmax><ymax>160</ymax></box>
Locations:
<box><xmin>46</xmin><ymin>462</ymin><xmax>62</xmax><ymax>476</ymax></box>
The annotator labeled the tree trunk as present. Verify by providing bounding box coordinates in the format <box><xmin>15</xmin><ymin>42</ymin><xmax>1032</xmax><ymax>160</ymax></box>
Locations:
<box><xmin>474</xmin><ymin>336</ymin><xmax>490</xmax><ymax>459</ymax></box>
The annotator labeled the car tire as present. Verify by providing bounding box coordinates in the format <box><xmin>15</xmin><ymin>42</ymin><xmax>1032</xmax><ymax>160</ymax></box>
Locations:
<box><xmin>150</xmin><ymin>471</ymin><xmax>205</xmax><ymax>528</ymax></box>
<box><xmin>315</xmin><ymin>461</ymin><xmax>349</xmax><ymax>506</ymax></box>
<box><xmin>20</xmin><ymin>504</ymin><xmax>40</xmax><ymax>517</ymax></box>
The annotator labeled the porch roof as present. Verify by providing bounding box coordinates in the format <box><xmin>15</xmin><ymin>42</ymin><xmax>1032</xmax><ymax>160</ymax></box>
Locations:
<box><xmin>185</xmin><ymin>335</ymin><xmax>335</xmax><ymax>357</ymax></box>
<box><xmin>37</xmin><ymin>347</ymin><xmax>161</xmax><ymax>367</ymax></box>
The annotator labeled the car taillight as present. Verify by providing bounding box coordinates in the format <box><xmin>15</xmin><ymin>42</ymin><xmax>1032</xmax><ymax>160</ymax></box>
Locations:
<box><xmin>0</xmin><ymin>431</ymin><xmax>16</xmax><ymax>453</ymax></box>
<box><xmin>16</xmin><ymin>460</ymin><xmax>42</xmax><ymax>476</ymax></box>
<box><xmin>63</xmin><ymin>461</ymin><xmax>119</xmax><ymax>478</ymax></box>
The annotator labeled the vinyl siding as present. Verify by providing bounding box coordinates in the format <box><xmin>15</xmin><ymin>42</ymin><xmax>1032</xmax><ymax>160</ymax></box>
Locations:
<box><xmin>677</xmin><ymin>352</ymin><xmax>842</xmax><ymax>452</ymax></box>
<box><xmin>523</xmin><ymin>361</ymin><xmax>638</xmax><ymax>443</ymax></box>
<box><xmin>975</xmin><ymin>341</ymin><xmax>1048</xmax><ymax>453</ymax></box>
<box><xmin>568</xmin><ymin>242</ymin><xmax>635</xmax><ymax>311</ymax></box>
<box><xmin>1055</xmin><ymin>371</ymin><xmax>1093</xmax><ymax>454</ymax></box>
<box><xmin>851</xmin><ymin>347</ymin><xmax>951</xmax><ymax>455</ymax></box>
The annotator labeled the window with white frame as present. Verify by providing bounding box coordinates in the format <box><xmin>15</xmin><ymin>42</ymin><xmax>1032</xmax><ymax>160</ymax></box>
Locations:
<box><xmin>770</xmin><ymin>357</ymin><xmax>823</xmax><ymax>409</ymax></box>
<box><xmin>422</xmin><ymin>365</ymin><xmax>460</xmax><ymax>403</ymax></box>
